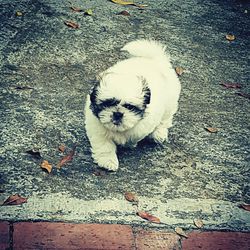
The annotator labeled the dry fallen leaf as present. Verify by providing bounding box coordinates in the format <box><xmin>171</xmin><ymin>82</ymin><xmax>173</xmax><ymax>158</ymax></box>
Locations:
<box><xmin>194</xmin><ymin>219</ymin><xmax>204</xmax><ymax>228</ymax></box>
<box><xmin>41</xmin><ymin>160</ymin><xmax>53</xmax><ymax>173</ymax></box>
<box><xmin>205</xmin><ymin>127</ymin><xmax>218</xmax><ymax>133</ymax></box>
<box><xmin>71</xmin><ymin>7</ymin><xmax>84</xmax><ymax>12</ymax></box>
<box><xmin>137</xmin><ymin>211</ymin><xmax>161</xmax><ymax>224</ymax></box>
<box><xmin>236</xmin><ymin>92</ymin><xmax>250</xmax><ymax>100</ymax></box>
<box><xmin>110</xmin><ymin>0</ymin><xmax>134</xmax><ymax>5</ymax></box>
<box><xmin>57</xmin><ymin>145</ymin><xmax>76</xmax><ymax>168</ymax></box>
<box><xmin>175</xmin><ymin>66</ymin><xmax>184</xmax><ymax>76</ymax></box>
<box><xmin>84</xmin><ymin>9</ymin><xmax>93</xmax><ymax>16</ymax></box>
<box><xmin>118</xmin><ymin>10</ymin><xmax>131</xmax><ymax>16</ymax></box>
<box><xmin>175</xmin><ymin>227</ymin><xmax>188</xmax><ymax>238</ymax></box>
<box><xmin>26</xmin><ymin>149</ymin><xmax>42</xmax><ymax>159</ymax></box>
<box><xmin>239</xmin><ymin>203</ymin><xmax>250</xmax><ymax>212</ymax></box>
<box><xmin>226</xmin><ymin>34</ymin><xmax>236</xmax><ymax>41</ymax></box>
<box><xmin>110</xmin><ymin>0</ymin><xmax>148</xmax><ymax>8</ymax></box>
<box><xmin>58</xmin><ymin>144</ymin><xmax>66</xmax><ymax>153</ymax></box>
<box><xmin>124</xmin><ymin>192</ymin><xmax>139</xmax><ymax>203</ymax></box>
<box><xmin>16</xmin><ymin>11</ymin><xmax>23</xmax><ymax>16</ymax></box>
<box><xmin>1</xmin><ymin>194</ymin><xmax>27</xmax><ymax>206</ymax></box>
<box><xmin>221</xmin><ymin>83</ymin><xmax>242</xmax><ymax>89</ymax></box>
<box><xmin>64</xmin><ymin>20</ymin><xmax>79</xmax><ymax>29</ymax></box>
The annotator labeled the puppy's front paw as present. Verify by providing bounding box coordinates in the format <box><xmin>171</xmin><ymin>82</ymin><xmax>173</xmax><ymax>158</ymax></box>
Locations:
<box><xmin>95</xmin><ymin>154</ymin><xmax>119</xmax><ymax>171</ymax></box>
<box><xmin>150</xmin><ymin>128</ymin><xmax>169</xmax><ymax>144</ymax></box>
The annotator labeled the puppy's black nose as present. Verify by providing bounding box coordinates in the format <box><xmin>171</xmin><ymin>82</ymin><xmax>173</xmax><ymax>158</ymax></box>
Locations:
<box><xmin>112</xmin><ymin>112</ymin><xmax>123</xmax><ymax>123</ymax></box>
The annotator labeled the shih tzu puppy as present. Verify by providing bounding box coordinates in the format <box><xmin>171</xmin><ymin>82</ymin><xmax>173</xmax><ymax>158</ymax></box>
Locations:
<box><xmin>85</xmin><ymin>40</ymin><xmax>181</xmax><ymax>171</ymax></box>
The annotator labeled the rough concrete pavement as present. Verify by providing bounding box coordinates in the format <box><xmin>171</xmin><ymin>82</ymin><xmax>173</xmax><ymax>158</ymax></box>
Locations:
<box><xmin>0</xmin><ymin>0</ymin><xmax>249</xmax><ymax>232</ymax></box>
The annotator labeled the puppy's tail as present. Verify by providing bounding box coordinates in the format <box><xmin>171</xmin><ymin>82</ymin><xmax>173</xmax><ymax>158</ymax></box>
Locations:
<box><xmin>121</xmin><ymin>39</ymin><xmax>170</xmax><ymax>61</ymax></box>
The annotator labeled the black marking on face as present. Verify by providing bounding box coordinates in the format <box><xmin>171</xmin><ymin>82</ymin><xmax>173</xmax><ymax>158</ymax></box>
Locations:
<box><xmin>95</xmin><ymin>98</ymin><xmax>120</xmax><ymax>117</ymax></box>
<box><xmin>122</xmin><ymin>103</ymin><xmax>145</xmax><ymax>116</ymax></box>
<box><xmin>90</xmin><ymin>93</ymin><xmax>121</xmax><ymax>117</ymax></box>
<box><xmin>100</xmin><ymin>98</ymin><xmax>120</xmax><ymax>109</ymax></box>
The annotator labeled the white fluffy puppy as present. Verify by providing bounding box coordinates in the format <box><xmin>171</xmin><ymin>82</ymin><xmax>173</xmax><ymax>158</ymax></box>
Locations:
<box><xmin>85</xmin><ymin>40</ymin><xmax>181</xmax><ymax>171</ymax></box>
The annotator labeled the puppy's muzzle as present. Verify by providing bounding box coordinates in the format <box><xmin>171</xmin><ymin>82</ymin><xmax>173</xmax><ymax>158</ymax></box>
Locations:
<box><xmin>112</xmin><ymin>112</ymin><xmax>123</xmax><ymax>125</ymax></box>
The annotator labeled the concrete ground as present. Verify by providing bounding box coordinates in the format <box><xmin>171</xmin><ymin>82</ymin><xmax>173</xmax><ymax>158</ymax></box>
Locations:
<box><xmin>0</xmin><ymin>0</ymin><xmax>249</xmax><ymax>237</ymax></box>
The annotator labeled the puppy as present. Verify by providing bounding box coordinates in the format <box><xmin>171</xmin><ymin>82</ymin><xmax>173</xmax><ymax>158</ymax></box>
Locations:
<box><xmin>85</xmin><ymin>40</ymin><xmax>181</xmax><ymax>171</ymax></box>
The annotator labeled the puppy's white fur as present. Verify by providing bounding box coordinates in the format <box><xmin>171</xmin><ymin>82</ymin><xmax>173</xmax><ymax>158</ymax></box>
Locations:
<box><xmin>85</xmin><ymin>40</ymin><xmax>181</xmax><ymax>171</ymax></box>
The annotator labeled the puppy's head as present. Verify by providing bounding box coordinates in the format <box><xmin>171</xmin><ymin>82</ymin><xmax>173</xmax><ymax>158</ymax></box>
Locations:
<box><xmin>89</xmin><ymin>73</ymin><xmax>151</xmax><ymax>132</ymax></box>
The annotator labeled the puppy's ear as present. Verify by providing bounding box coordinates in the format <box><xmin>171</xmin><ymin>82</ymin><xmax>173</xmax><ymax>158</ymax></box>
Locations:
<box><xmin>139</xmin><ymin>76</ymin><xmax>151</xmax><ymax>105</ymax></box>
<box><xmin>89</xmin><ymin>82</ymin><xmax>101</xmax><ymax>117</ymax></box>
<box><xmin>89</xmin><ymin>81</ymin><xmax>99</xmax><ymax>104</ymax></box>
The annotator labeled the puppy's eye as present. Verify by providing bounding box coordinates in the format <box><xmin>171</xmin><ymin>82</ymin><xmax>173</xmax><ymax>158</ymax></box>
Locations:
<box><xmin>100</xmin><ymin>98</ymin><xmax>120</xmax><ymax>108</ymax></box>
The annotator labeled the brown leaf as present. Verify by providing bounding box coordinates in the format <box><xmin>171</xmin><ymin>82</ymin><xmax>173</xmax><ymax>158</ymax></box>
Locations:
<box><xmin>16</xmin><ymin>11</ymin><xmax>23</xmax><ymax>16</ymax></box>
<box><xmin>124</xmin><ymin>192</ymin><xmax>139</xmax><ymax>203</ymax></box>
<box><xmin>84</xmin><ymin>9</ymin><xmax>93</xmax><ymax>16</ymax></box>
<box><xmin>137</xmin><ymin>211</ymin><xmax>161</xmax><ymax>224</ymax></box>
<box><xmin>58</xmin><ymin>144</ymin><xmax>66</xmax><ymax>153</ymax></box>
<box><xmin>71</xmin><ymin>7</ymin><xmax>84</xmax><ymax>12</ymax></box>
<box><xmin>226</xmin><ymin>34</ymin><xmax>236</xmax><ymax>41</ymax></box>
<box><xmin>110</xmin><ymin>0</ymin><xmax>148</xmax><ymax>8</ymax></box>
<box><xmin>205</xmin><ymin>127</ymin><xmax>218</xmax><ymax>133</ymax></box>
<box><xmin>194</xmin><ymin>219</ymin><xmax>204</xmax><ymax>228</ymax></box>
<box><xmin>175</xmin><ymin>227</ymin><xmax>188</xmax><ymax>238</ymax></box>
<box><xmin>239</xmin><ymin>203</ymin><xmax>250</xmax><ymax>211</ymax></box>
<box><xmin>1</xmin><ymin>194</ymin><xmax>27</xmax><ymax>206</ymax></box>
<box><xmin>175</xmin><ymin>66</ymin><xmax>184</xmax><ymax>76</ymax></box>
<box><xmin>221</xmin><ymin>83</ymin><xmax>242</xmax><ymax>89</ymax></box>
<box><xmin>57</xmin><ymin>145</ymin><xmax>76</xmax><ymax>168</ymax></box>
<box><xmin>41</xmin><ymin>160</ymin><xmax>52</xmax><ymax>173</ymax></box>
<box><xmin>118</xmin><ymin>10</ymin><xmax>131</xmax><ymax>16</ymax></box>
<box><xmin>236</xmin><ymin>92</ymin><xmax>250</xmax><ymax>100</ymax></box>
<box><xmin>64</xmin><ymin>20</ymin><xmax>79</xmax><ymax>29</ymax></box>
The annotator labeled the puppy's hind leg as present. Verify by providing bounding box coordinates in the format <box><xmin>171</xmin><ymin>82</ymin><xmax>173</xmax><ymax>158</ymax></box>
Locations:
<box><xmin>149</xmin><ymin>109</ymin><xmax>176</xmax><ymax>144</ymax></box>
